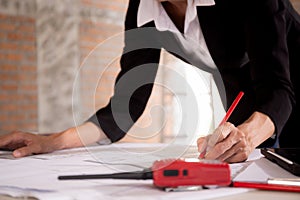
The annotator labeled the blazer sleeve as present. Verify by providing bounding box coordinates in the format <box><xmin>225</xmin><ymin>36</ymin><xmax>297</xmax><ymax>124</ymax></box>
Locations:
<box><xmin>244</xmin><ymin>0</ymin><xmax>296</xmax><ymax>136</ymax></box>
<box><xmin>87</xmin><ymin>0</ymin><xmax>161</xmax><ymax>142</ymax></box>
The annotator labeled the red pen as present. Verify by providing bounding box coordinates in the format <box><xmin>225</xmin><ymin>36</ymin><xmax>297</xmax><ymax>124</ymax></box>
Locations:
<box><xmin>232</xmin><ymin>181</ymin><xmax>300</xmax><ymax>193</ymax></box>
<box><xmin>200</xmin><ymin>91</ymin><xmax>244</xmax><ymax>157</ymax></box>
<box><xmin>218</xmin><ymin>91</ymin><xmax>244</xmax><ymax>126</ymax></box>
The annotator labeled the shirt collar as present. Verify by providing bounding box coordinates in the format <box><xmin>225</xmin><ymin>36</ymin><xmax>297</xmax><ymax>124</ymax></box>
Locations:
<box><xmin>137</xmin><ymin>0</ymin><xmax>216</xmax><ymax>28</ymax></box>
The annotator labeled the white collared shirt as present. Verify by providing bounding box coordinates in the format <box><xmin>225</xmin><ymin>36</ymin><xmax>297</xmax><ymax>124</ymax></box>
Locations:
<box><xmin>137</xmin><ymin>0</ymin><xmax>217</xmax><ymax>69</ymax></box>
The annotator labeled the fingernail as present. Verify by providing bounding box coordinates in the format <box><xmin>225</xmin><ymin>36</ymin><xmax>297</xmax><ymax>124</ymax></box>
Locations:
<box><xmin>199</xmin><ymin>151</ymin><xmax>206</xmax><ymax>158</ymax></box>
<box><xmin>205</xmin><ymin>151</ymin><xmax>212</xmax><ymax>159</ymax></box>
<box><xmin>13</xmin><ymin>151</ymin><xmax>21</xmax><ymax>157</ymax></box>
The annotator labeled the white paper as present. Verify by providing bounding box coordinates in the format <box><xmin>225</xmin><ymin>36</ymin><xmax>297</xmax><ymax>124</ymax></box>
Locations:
<box><xmin>0</xmin><ymin>143</ymin><xmax>252</xmax><ymax>200</ymax></box>
<box><xmin>233</xmin><ymin>156</ymin><xmax>300</xmax><ymax>183</ymax></box>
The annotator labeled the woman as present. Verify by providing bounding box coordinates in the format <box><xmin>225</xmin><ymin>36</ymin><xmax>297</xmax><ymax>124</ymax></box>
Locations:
<box><xmin>0</xmin><ymin>0</ymin><xmax>299</xmax><ymax>163</ymax></box>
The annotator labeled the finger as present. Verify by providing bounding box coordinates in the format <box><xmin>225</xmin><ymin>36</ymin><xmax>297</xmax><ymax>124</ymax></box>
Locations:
<box><xmin>197</xmin><ymin>137</ymin><xmax>206</xmax><ymax>151</ymax></box>
<box><xmin>206</xmin><ymin>122</ymin><xmax>235</xmax><ymax>148</ymax></box>
<box><xmin>13</xmin><ymin>145</ymin><xmax>37</xmax><ymax>158</ymax></box>
<box><xmin>224</xmin><ymin>147</ymin><xmax>249</xmax><ymax>163</ymax></box>
<box><xmin>0</xmin><ymin>131</ymin><xmax>25</xmax><ymax>148</ymax></box>
<box><xmin>216</xmin><ymin>129</ymin><xmax>247</xmax><ymax>162</ymax></box>
<box><xmin>205</xmin><ymin>128</ymin><xmax>240</xmax><ymax>160</ymax></box>
<box><xmin>216</xmin><ymin>135</ymin><xmax>249</xmax><ymax>163</ymax></box>
<box><xmin>205</xmin><ymin>123</ymin><xmax>236</xmax><ymax>157</ymax></box>
<box><xmin>0</xmin><ymin>134</ymin><xmax>13</xmax><ymax>147</ymax></box>
<box><xmin>198</xmin><ymin>146</ymin><xmax>207</xmax><ymax>159</ymax></box>
<box><xmin>197</xmin><ymin>137</ymin><xmax>205</xmax><ymax>145</ymax></box>
<box><xmin>197</xmin><ymin>136</ymin><xmax>211</xmax><ymax>158</ymax></box>
<box><xmin>216</xmin><ymin>138</ymin><xmax>243</xmax><ymax>161</ymax></box>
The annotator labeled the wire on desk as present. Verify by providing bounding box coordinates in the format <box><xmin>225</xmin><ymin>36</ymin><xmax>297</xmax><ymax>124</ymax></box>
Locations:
<box><xmin>84</xmin><ymin>160</ymin><xmax>146</xmax><ymax>169</ymax></box>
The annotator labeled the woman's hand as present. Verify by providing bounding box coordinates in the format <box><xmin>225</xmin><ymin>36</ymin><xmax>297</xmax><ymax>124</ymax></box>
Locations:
<box><xmin>0</xmin><ymin>130</ymin><xmax>59</xmax><ymax>158</ymax></box>
<box><xmin>197</xmin><ymin>112</ymin><xmax>275</xmax><ymax>163</ymax></box>
<box><xmin>0</xmin><ymin>122</ymin><xmax>109</xmax><ymax>158</ymax></box>
<box><xmin>197</xmin><ymin>122</ymin><xmax>254</xmax><ymax>163</ymax></box>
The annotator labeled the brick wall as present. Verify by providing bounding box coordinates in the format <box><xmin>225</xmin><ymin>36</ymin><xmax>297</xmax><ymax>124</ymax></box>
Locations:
<box><xmin>0</xmin><ymin>0</ymin><xmax>130</xmax><ymax>134</ymax></box>
<box><xmin>79</xmin><ymin>0</ymin><xmax>126</xmax><ymax>119</ymax></box>
<box><xmin>0</xmin><ymin>1</ymin><xmax>37</xmax><ymax>132</ymax></box>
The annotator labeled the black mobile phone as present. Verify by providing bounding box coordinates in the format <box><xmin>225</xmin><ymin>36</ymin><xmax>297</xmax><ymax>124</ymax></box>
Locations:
<box><xmin>260</xmin><ymin>148</ymin><xmax>300</xmax><ymax>176</ymax></box>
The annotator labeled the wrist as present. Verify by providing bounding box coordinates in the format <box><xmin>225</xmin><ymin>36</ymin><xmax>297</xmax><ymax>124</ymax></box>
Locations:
<box><xmin>48</xmin><ymin>127</ymin><xmax>83</xmax><ymax>151</ymax></box>
<box><xmin>238</xmin><ymin>111</ymin><xmax>275</xmax><ymax>148</ymax></box>
<box><xmin>46</xmin><ymin>122</ymin><xmax>108</xmax><ymax>151</ymax></box>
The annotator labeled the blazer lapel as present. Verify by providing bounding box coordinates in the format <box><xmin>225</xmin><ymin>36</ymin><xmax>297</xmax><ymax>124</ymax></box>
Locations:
<box><xmin>196</xmin><ymin>5</ymin><xmax>223</xmax><ymax>69</ymax></box>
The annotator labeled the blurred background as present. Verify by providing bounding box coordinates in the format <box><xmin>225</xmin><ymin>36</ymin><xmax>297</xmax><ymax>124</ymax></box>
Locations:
<box><xmin>1</xmin><ymin>0</ymin><xmax>299</xmax><ymax>145</ymax></box>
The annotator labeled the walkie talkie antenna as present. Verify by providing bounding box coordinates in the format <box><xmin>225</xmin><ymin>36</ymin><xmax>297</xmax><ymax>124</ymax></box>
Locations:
<box><xmin>58</xmin><ymin>168</ymin><xmax>153</xmax><ymax>180</ymax></box>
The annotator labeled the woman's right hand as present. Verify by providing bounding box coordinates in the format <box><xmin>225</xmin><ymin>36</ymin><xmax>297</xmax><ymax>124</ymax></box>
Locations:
<box><xmin>0</xmin><ymin>130</ymin><xmax>59</xmax><ymax>158</ymax></box>
<box><xmin>0</xmin><ymin>122</ymin><xmax>109</xmax><ymax>158</ymax></box>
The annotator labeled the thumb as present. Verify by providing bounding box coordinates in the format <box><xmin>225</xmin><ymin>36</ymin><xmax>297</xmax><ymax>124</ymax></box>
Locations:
<box><xmin>197</xmin><ymin>136</ymin><xmax>210</xmax><ymax>158</ymax></box>
<box><xmin>13</xmin><ymin>145</ymin><xmax>36</xmax><ymax>158</ymax></box>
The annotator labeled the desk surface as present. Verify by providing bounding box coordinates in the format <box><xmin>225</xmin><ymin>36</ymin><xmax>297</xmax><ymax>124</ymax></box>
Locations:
<box><xmin>0</xmin><ymin>190</ymin><xmax>300</xmax><ymax>200</ymax></box>
<box><xmin>218</xmin><ymin>190</ymin><xmax>300</xmax><ymax>200</ymax></box>
<box><xmin>0</xmin><ymin>143</ymin><xmax>299</xmax><ymax>200</ymax></box>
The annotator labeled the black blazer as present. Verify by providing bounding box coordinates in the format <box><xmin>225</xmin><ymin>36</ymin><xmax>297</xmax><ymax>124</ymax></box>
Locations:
<box><xmin>88</xmin><ymin>0</ymin><xmax>299</xmax><ymax>147</ymax></box>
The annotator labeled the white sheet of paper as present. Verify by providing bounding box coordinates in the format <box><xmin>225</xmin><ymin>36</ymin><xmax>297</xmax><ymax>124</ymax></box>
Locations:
<box><xmin>233</xmin><ymin>156</ymin><xmax>300</xmax><ymax>183</ymax></box>
<box><xmin>0</xmin><ymin>143</ymin><xmax>252</xmax><ymax>200</ymax></box>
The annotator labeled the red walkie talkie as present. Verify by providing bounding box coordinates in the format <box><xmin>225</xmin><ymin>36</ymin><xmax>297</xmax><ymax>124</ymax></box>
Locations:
<box><xmin>58</xmin><ymin>158</ymin><xmax>231</xmax><ymax>189</ymax></box>
<box><xmin>151</xmin><ymin>158</ymin><xmax>231</xmax><ymax>188</ymax></box>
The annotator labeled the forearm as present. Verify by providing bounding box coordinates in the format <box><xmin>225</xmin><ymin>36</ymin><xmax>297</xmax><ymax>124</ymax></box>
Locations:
<box><xmin>237</xmin><ymin>111</ymin><xmax>275</xmax><ymax>148</ymax></box>
<box><xmin>50</xmin><ymin>122</ymin><xmax>108</xmax><ymax>151</ymax></box>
